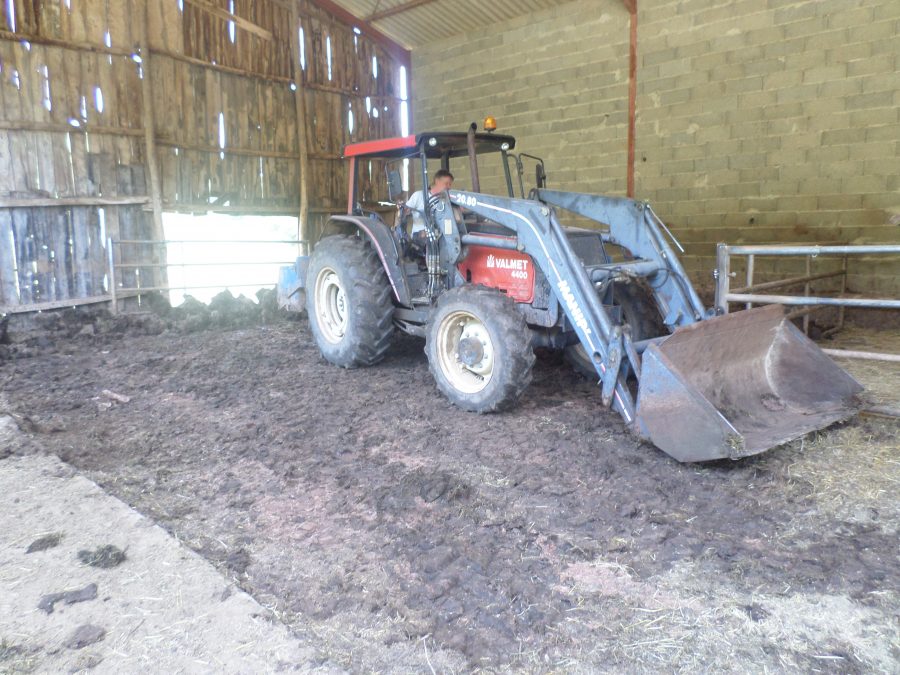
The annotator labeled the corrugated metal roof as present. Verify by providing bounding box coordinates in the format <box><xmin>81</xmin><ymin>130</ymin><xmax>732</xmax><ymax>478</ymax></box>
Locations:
<box><xmin>328</xmin><ymin>0</ymin><xmax>575</xmax><ymax>49</ymax></box>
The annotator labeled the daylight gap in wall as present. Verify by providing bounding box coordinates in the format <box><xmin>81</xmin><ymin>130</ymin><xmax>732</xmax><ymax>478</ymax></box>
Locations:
<box><xmin>162</xmin><ymin>213</ymin><xmax>300</xmax><ymax>306</ymax></box>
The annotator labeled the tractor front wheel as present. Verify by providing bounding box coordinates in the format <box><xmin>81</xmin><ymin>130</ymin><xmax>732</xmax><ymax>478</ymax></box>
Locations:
<box><xmin>426</xmin><ymin>286</ymin><xmax>535</xmax><ymax>412</ymax></box>
<box><xmin>565</xmin><ymin>281</ymin><xmax>667</xmax><ymax>379</ymax></box>
<box><xmin>306</xmin><ymin>234</ymin><xmax>394</xmax><ymax>367</ymax></box>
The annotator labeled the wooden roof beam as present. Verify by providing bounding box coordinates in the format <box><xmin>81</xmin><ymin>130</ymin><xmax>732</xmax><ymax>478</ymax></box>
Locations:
<box><xmin>183</xmin><ymin>0</ymin><xmax>274</xmax><ymax>40</ymax></box>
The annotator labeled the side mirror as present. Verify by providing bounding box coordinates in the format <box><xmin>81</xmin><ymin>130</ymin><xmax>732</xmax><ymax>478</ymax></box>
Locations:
<box><xmin>386</xmin><ymin>170</ymin><xmax>403</xmax><ymax>201</ymax></box>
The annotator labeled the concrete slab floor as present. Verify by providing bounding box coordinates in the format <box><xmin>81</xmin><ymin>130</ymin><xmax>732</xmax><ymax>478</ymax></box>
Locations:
<box><xmin>0</xmin><ymin>453</ymin><xmax>336</xmax><ymax>674</ymax></box>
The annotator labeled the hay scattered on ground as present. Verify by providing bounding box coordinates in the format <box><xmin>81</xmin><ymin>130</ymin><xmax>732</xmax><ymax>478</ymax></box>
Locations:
<box><xmin>823</xmin><ymin>326</ymin><xmax>900</xmax><ymax>407</ymax></box>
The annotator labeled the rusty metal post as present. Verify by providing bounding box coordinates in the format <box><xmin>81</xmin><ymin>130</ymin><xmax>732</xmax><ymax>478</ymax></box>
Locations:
<box><xmin>626</xmin><ymin>2</ymin><xmax>637</xmax><ymax>198</ymax></box>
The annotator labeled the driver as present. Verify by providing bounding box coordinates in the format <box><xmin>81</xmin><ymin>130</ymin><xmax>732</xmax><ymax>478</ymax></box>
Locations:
<box><xmin>405</xmin><ymin>169</ymin><xmax>454</xmax><ymax>236</ymax></box>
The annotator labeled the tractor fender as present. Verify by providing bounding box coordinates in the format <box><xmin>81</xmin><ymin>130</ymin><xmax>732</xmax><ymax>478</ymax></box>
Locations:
<box><xmin>321</xmin><ymin>215</ymin><xmax>412</xmax><ymax>307</ymax></box>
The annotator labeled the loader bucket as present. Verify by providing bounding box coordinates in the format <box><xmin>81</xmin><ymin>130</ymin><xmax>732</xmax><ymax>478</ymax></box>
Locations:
<box><xmin>635</xmin><ymin>304</ymin><xmax>863</xmax><ymax>462</ymax></box>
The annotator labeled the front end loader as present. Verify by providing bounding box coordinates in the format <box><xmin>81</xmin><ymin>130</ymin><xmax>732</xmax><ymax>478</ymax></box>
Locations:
<box><xmin>279</xmin><ymin>123</ymin><xmax>861</xmax><ymax>462</ymax></box>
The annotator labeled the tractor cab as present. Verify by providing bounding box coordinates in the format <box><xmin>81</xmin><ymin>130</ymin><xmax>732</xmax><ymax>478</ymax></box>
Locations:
<box><xmin>342</xmin><ymin>124</ymin><xmax>546</xmax><ymax>220</ymax></box>
<box><xmin>343</xmin><ymin>125</ymin><xmax>546</xmax><ymax>302</ymax></box>
<box><xmin>343</xmin><ymin>123</ymin><xmax>552</xmax><ymax>256</ymax></box>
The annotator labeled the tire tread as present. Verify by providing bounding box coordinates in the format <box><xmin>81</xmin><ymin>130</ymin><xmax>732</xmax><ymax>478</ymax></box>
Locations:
<box><xmin>426</xmin><ymin>285</ymin><xmax>535</xmax><ymax>412</ymax></box>
<box><xmin>307</xmin><ymin>235</ymin><xmax>394</xmax><ymax>368</ymax></box>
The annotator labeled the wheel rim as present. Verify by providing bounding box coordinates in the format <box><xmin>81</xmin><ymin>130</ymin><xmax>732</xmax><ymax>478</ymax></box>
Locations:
<box><xmin>315</xmin><ymin>267</ymin><xmax>348</xmax><ymax>344</ymax></box>
<box><xmin>436</xmin><ymin>310</ymin><xmax>494</xmax><ymax>394</ymax></box>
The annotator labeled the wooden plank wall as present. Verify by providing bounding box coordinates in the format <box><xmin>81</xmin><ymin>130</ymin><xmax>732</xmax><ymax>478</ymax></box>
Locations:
<box><xmin>0</xmin><ymin>0</ymin><xmax>152</xmax><ymax>307</ymax></box>
<box><xmin>298</xmin><ymin>1</ymin><xmax>404</xmax><ymax>222</ymax></box>
<box><xmin>0</xmin><ymin>0</ymin><xmax>407</xmax><ymax>309</ymax></box>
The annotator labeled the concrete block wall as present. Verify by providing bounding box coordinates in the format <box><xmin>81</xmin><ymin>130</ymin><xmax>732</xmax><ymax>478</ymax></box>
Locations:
<box><xmin>412</xmin><ymin>0</ymin><xmax>900</xmax><ymax>297</ymax></box>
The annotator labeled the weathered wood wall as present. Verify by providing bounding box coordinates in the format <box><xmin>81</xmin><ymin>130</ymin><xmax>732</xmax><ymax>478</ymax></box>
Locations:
<box><xmin>0</xmin><ymin>0</ymin><xmax>407</xmax><ymax>310</ymax></box>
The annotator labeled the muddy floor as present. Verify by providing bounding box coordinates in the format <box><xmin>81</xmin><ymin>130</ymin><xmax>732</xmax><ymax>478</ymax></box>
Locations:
<box><xmin>2</xmin><ymin>309</ymin><xmax>898</xmax><ymax>672</ymax></box>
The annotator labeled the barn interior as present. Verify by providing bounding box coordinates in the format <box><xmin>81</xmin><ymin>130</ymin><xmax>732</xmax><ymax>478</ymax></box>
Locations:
<box><xmin>1</xmin><ymin>0</ymin><xmax>898</xmax><ymax>672</ymax></box>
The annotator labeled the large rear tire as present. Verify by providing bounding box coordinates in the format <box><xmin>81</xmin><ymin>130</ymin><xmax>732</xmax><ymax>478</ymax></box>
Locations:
<box><xmin>306</xmin><ymin>234</ymin><xmax>394</xmax><ymax>368</ymax></box>
<box><xmin>565</xmin><ymin>281</ymin><xmax>667</xmax><ymax>378</ymax></box>
<box><xmin>426</xmin><ymin>286</ymin><xmax>535</xmax><ymax>412</ymax></box>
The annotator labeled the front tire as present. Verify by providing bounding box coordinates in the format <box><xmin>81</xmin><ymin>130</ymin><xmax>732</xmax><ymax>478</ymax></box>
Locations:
<box><xmin>566</xmin><ymin>281</ymin><xmax>667</xmax><ymax>378</ymax></box>
<box><xmin>307</xmin><ymin>234</ymin><xmax>394</xmax><ymax>368</ymax></box>
<box><xmin>426</xmin><ymin>286</ymin><xmax>535</xmax><ymax>412</ymax></box>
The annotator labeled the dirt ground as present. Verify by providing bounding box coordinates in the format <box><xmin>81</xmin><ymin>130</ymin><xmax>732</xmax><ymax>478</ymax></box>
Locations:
<box><xmin>1</xmin><ymin>302</ymin><xmax>898</xmax><ymax>673</ymax></box>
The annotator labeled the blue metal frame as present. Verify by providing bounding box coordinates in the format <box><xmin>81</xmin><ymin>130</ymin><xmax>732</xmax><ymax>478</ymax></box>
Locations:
<box><xmin>536</xmin><ymin>190</ymin><xmax>709</xmax><ymax>327</ymax></box>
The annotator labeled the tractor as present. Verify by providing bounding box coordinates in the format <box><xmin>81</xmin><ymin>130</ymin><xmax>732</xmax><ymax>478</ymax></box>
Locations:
<box><xmin>278</xmin><ymin>121</ymin><xmax>861</xmax><ymax>462</ymax></box>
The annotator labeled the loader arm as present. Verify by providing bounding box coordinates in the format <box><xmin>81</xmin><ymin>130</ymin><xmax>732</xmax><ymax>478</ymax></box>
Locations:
<box><xmin>448</xmin><ymin>190</ymin><xmax>862</xmax><ymax>463</ymax></box>
<box><xmin>536</xmin><ymin>190</ymin><xmax>708</xmax><ymax>328</ymax></box>
<box><xmin>447</xmin><ymin>190</ymin><xmax>638</xmax><ymax>425</ymax></box>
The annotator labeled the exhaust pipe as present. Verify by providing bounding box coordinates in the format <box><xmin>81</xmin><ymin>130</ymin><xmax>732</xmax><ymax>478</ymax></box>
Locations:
<box><xmin>467</xmin><ymin>122</ymin><xmax>480</xmax><ymax>193</ymax></box>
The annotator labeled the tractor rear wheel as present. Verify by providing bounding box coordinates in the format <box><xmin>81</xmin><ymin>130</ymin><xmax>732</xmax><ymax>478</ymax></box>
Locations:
<box><xmin>565</xmin><ymin>281</ymin><xmax>667</xmax><ymax>379</ymax></box>
<box><xmin>426</xmin><ymin>286</ymin><xmax>535</xmax><ymax>412</ymax></box>
<box><xmin>306</xmin><ymin>234</ymin><xmax>394</xmax><ymax>368</ymax></box>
